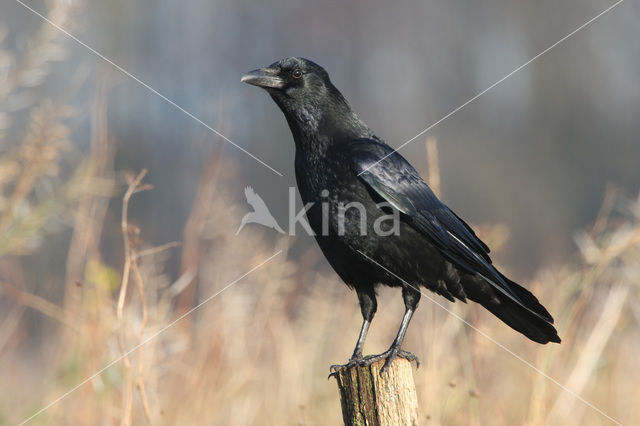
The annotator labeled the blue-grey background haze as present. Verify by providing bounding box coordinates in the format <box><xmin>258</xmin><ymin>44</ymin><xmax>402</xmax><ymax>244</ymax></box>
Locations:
<box><xmin>1</xmin><ymin>0</ymin><xmax>639</xmax><ymax>423</ymax></box>
<box><xmin>3</xmin><ymin>0</ymin><xmax>639</xmax><ymax>277</ymax></box>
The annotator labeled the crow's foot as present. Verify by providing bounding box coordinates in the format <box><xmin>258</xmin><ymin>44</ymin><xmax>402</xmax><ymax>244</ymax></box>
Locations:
<box><xmin>328</xmin><ymin>349</ymin><xmax>419</xmax><ymax>378</ymax></box>
<box><xmin>363</xmin><ymin>348</ymin><xmax>420</xmax><ymax>373</ymax></box>
<box><xmin>328</xmin><ymin>355</ymin><xmax>366</xmax><ymax>378</ymax></box>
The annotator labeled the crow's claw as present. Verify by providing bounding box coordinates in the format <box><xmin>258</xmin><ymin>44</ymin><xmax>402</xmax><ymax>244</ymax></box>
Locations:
<box><xmin>363</xmin><ymin>348</ymin><xmax>420</xmax><ymax>373</ymax></box>
<box><xmin>328</xmin><ymin>356</ymin><xmax>366</xmax><ymax>379</ymax></box>
<box><xmin>328</xmin><ymin>349</ymin><xmax>419</xmax><ymax>378</ymax></box>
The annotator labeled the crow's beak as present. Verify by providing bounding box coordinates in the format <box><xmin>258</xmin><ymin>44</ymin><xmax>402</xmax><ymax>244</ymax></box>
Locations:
<box><xmin>241</xmin><ymin>67</ymin><xmax>285</xmax><ymax>89</ymax></box>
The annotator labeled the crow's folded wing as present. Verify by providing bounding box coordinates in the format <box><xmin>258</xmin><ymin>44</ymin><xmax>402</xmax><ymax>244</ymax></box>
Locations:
<box><xmin>344</xmin><ymin>138</ymin><xmax>552</xmax><ymax>321</ymax></box>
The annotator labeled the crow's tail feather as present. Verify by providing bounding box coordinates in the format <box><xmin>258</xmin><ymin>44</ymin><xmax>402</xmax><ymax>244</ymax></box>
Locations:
<box><xmin>485</xmin><ymin>297</ymin><xmax>561</xmax><ymax>344</ymax></box>
<box><xmin>465</xmin><ymin>274</ymin><xmax>561</xmax><ymax>344</ymax></box>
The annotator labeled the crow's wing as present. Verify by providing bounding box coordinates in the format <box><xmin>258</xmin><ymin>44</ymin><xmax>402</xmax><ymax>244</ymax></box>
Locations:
<box><xmin>344</xmin><ymin>138</ymin><xmax>552</xmax><ymax>321</ymax></box>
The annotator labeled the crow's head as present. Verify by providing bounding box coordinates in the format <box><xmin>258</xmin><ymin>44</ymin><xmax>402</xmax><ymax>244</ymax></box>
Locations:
<box><xmin>241</xmin><ymin>57</ymin><xmax>330</xmax><ymax>98</ymax></box>
<box><xmin>242</xmin><ymin>58</ymin><xmax>372</xmax><ymax>143</ymax></box>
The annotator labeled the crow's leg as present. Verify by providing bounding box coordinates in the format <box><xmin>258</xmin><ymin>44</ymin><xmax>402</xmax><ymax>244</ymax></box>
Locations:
<box><xmin>350</xmin><ymin>287</ymin><xmax>377</xmax><ymax>360</ymax></box>
<box><xmin>363</xmin><ymin>286</ymin><xmax>421</xmax><ymax>373</ymax></box>
<box><xmin>329</xmin><ymin>287</ymin><xmax>377</xmax><ymax>375</ymax></box>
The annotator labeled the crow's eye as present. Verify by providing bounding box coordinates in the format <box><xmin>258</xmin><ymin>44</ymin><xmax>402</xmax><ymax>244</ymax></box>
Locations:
<box><xmin>291</xmin><ymin>69</ymin><xmax>303</xmax><ymax>79</ymax></box>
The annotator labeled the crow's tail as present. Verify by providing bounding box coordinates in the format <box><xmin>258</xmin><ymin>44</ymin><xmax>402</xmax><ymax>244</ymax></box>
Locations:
<box><xmin>465</xmin><ymin>273</ymin><xmax>561</xmax><ymax>344</ymax></box>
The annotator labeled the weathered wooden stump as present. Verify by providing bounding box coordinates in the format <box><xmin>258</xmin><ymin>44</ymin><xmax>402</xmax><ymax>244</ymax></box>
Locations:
<box><xmin>332</xmin><ymin>358</ymin><xmax>419</xmax><ymax>426</ymax></box>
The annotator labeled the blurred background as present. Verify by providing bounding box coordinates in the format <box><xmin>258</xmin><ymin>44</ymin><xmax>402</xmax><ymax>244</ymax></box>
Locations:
<box><xmin>1</xmin><ymin>0</ymin><xmax>639</xmax><ymax>424</ymax></box>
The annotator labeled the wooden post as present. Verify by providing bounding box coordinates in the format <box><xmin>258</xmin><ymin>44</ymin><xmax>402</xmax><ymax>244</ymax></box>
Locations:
<box><xmin>333</xmin><ymin>358</ymin><xmax>419</xmax><ymax>426</ymax></box>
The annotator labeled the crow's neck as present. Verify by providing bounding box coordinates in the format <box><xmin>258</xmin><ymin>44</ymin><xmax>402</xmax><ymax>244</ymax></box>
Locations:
<box><xmin>275</xmin><ymin>91</ymin><xmax>374</xmax><ymax>157</ymax></box>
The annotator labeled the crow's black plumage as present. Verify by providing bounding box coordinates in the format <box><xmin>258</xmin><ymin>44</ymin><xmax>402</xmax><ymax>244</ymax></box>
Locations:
<box><xmin>242</xmin><ymin>57</ymin><xmax>560</xmax><ymax>371</ymax></box>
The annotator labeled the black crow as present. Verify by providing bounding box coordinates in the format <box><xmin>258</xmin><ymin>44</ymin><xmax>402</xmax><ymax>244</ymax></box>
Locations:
<box><xmin>242</xmin><ymin>57</ymin><xmax>560</xmax><ymax>372</ymax></box>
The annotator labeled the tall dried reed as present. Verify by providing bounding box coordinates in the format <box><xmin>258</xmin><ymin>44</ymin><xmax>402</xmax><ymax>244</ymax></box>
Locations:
<box><xmin>1</xmin><ymin>2</ymin><xmax>638</xmax><ymax>424</ymax></box>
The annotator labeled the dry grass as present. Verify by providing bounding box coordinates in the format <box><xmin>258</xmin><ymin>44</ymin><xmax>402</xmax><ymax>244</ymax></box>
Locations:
<box><xmin>1</xmin><ymin>3</ymin><xmax>639</xmax><ymax>425</ymax></box>
<box><xmin>4</xmin><ymin>158</ymin><xmax>639</xmax><ymax>426</ymax></box>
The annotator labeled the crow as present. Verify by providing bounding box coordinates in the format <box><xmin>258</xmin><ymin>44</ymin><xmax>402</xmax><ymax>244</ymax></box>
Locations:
<box><xmin>242</xmin><ymin>57</ymin><xmax>560</xmax><ymax>372</ymax></box>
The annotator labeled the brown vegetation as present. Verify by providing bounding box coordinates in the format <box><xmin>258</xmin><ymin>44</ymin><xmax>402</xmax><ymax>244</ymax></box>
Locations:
<box><xmin>1</xmin><ymin>4</ymin><xmax>638</xmax><ymax>425</ymax></box>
